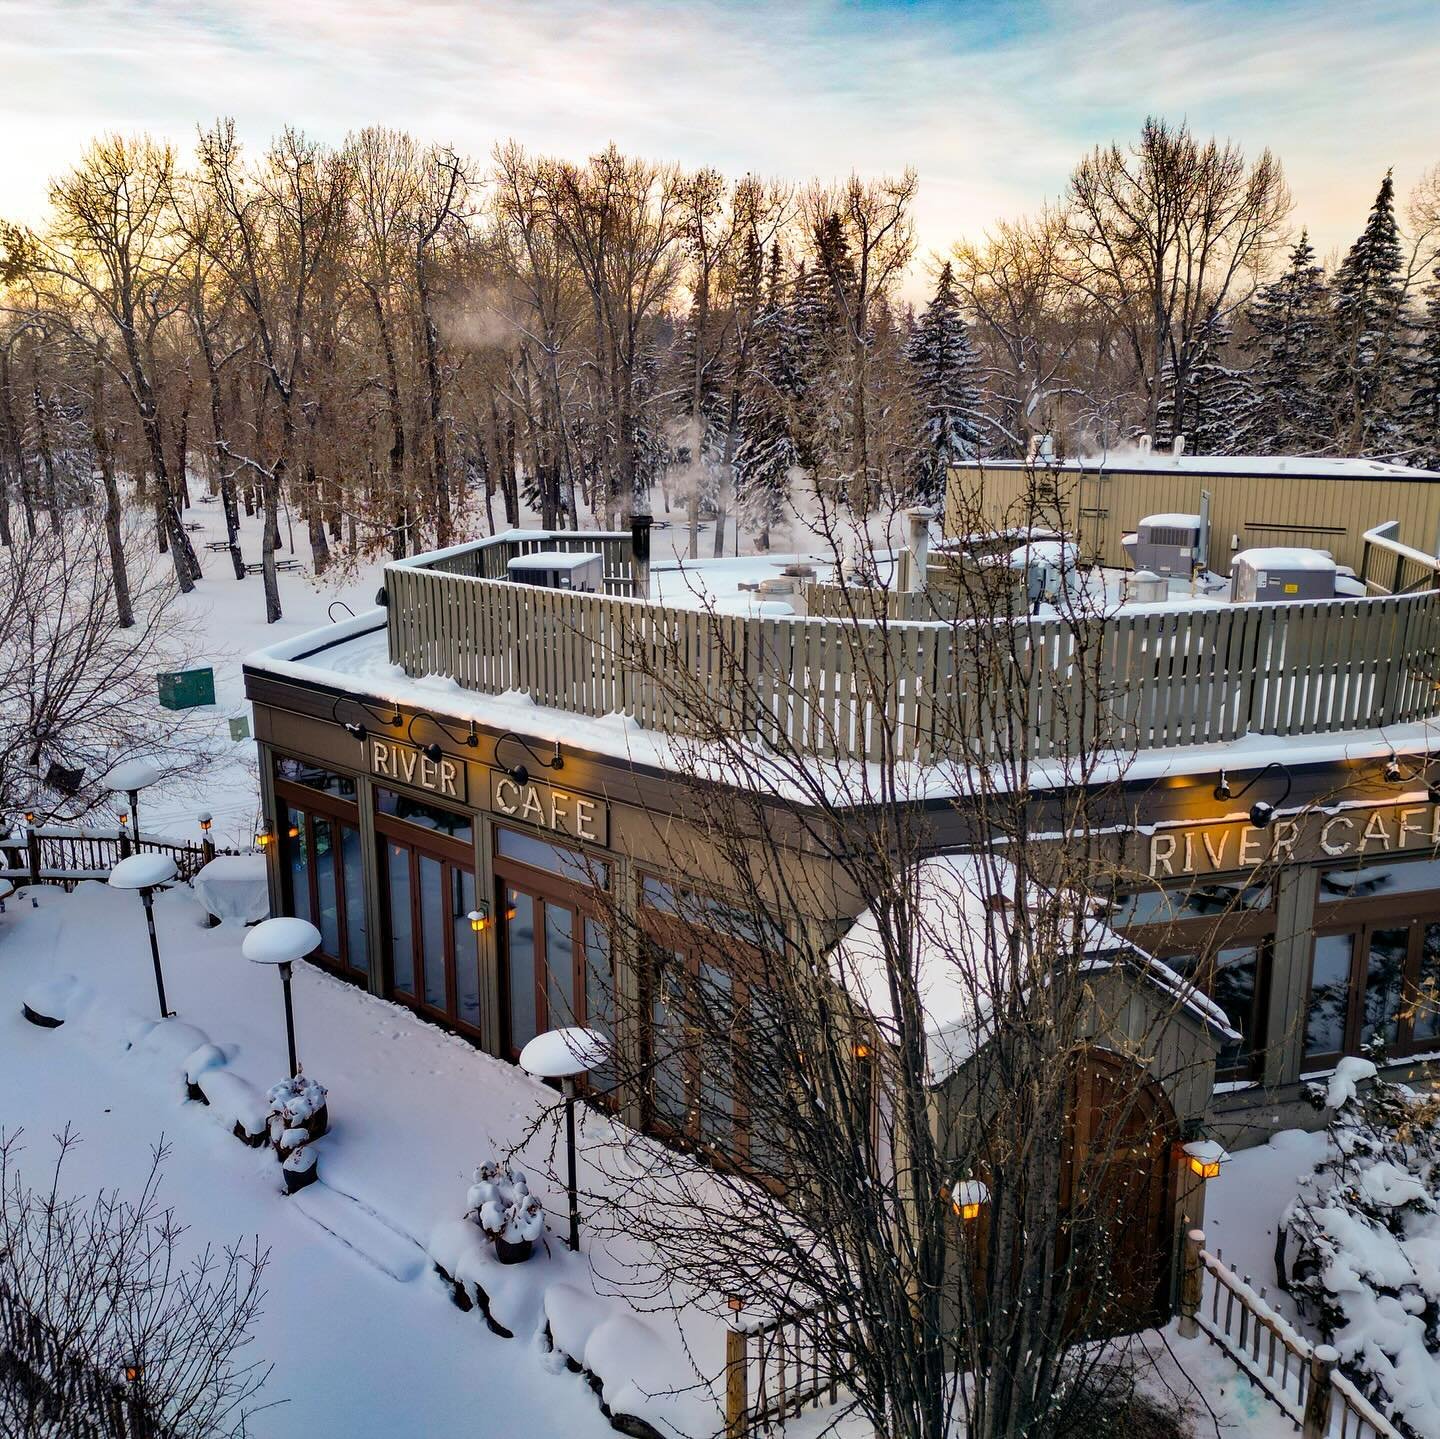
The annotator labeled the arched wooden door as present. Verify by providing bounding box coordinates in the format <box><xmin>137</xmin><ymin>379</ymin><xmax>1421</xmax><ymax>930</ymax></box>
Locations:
<box><xmin>1059</xmin><ymin>1048</ymin><xmax>1179</xmax><ymax>1337</ymax></box>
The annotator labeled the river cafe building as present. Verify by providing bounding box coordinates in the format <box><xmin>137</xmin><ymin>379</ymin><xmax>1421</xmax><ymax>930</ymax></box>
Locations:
<box><xmin>242</xmin><ymin>508</ymin><xmax>1440</xmax><ymax>1322</ymax></box>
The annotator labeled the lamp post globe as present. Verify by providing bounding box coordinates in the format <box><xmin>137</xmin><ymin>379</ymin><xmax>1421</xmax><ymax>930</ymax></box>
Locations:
<box><xmin>102</xmin><ymin>759</ymin><xmax>161</xmax><ymax>845</ymax></box>
<box><xmin>107</xmin><ymin>852</ymin><xmax>179</xmax><ymax>1019</ymax></box>
<box><xmin>518</xmin><ymin>1026</ymin><xmax>610</xmax><ymax>1252</ymax></box>
<box><xmin>243</xmin><ymin>918</ymin><xmax>322</xmax><ymax>1079</ymax></box>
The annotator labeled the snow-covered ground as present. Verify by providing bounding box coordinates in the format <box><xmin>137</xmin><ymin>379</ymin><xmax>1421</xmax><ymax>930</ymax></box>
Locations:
<box><xmin>0</xmin><ymin>881</ymin><xmax>747</xmax><ymax>1438</ymax></box>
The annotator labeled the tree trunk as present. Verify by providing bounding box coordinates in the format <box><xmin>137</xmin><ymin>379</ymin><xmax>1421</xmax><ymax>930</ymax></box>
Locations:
<box><xmin>0</xmin><ymin>348</ymin><xmax>34</xmax><ymax>539</ymax></box>
<box><xmin>30</xmin><ymin>356</ymin><xmax>60</xmax><ymax>529</ymax></box>
<box><xmin>92</xmin><ymin>360</ymin><xmax>134</xmax><ymax>628</ymax></box>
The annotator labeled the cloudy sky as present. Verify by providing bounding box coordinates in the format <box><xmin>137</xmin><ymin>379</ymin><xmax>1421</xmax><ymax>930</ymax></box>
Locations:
<box><xmin>2</xmin><ymin>0</ymin><xmax>1437</xmax><ymax>270</ymax></box>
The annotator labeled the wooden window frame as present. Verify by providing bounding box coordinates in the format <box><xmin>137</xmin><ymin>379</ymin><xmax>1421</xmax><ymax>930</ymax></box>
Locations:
<box><xmin>376</xmin><ymin>819</ymin><xmax>480</xmax><ymax>1040</ymax></box>
<box><xmin>276</xmin><ymin>776</ymin><xmax>365</xmax><ymax>982</ymax></box>
<box><xmin>493</xmin><ymin>825</ymin><xmax>611</xmax><ymax>1067</ymax></box>
<box><xmin>637</xmin><ymin>881</ymin><xmax>769</xmax><ymax>1171</ymax></box>
<box><xmin>1122</xmin><ymin>910</ymin><xmax>1274</xmax><ymax>1081</ymax></box>
<box><xmin>1303</xmin><ymin>904</ymin><xmax>1440</xmax><ymax>1070</ymax></box>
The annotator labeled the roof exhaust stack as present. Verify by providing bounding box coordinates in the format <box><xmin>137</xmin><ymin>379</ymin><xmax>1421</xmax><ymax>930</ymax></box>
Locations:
<box><xmin>905</xmin><ymin>506</ymin><xmax>938</xmax><ymax>593</ymax></box>
<box><xmin>1138</xmin><ymin>433</ymin><xmax>1153</xmax><ymax>455</ymax></box>
<box><xmin>630</xmin><ymin>512</ymin><xmax>652</xmax><ymax>601</ymax></box>
<box><xmin>1172</xmin><ymin>434</ymin><xmax>1187</xmax><ymax>457</ymax></box>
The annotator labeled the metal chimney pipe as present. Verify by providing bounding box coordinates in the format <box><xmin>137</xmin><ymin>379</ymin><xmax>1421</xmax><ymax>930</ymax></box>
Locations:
<box><xmin>905</xmin><ymin>506</ymin><xmax>938</xmax><ymax>593</ymax></box>
<box><xmin>630</xmin><ymin>513</ymin><xmax>652</xmax><ymax>600</ymax></box>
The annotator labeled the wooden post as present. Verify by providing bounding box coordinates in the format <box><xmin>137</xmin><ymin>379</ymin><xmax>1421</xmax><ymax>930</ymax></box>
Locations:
<box><xmin>1178</xmin><ymin>1228</ymin><xmax>1204</xmax><ymax>1339</ymax></box>
<box><xmin>1302</xmin><ymin>1344</ymin><xmax>1337</xmax><ymax>1439</ymax></box>
<box><xmin>25</xmin><ymin>824</ymin><xmax>41</xmax><ymax>885</ymax></box>
<box><xmin>725</xmin><ymin>1311</ymin><xmax>748</xmax><ymax>1439</ymax></box>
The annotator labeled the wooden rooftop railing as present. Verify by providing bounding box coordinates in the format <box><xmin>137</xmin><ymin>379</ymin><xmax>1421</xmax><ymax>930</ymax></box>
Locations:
<box><xmin>386</xmin><ymin>535</ymin><xmax>1440</xmax><ymax>765</ymax></box>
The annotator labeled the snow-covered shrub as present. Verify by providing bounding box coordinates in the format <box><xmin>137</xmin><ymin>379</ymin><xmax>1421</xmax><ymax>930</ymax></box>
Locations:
<box><xmin>466</xmin><ymin>1161</ymin><xmax>544</xmax><ymax>1248</ymax></box>
<box><xmin>266</xmin><ymin>1074</ymin><xmax>328</xmax><ymax>1142</ymax></box>
<box><xmin>1282</xmin><ymin>1054</ymin><xmax>1440</xmax><ymax>1434</ymax></box>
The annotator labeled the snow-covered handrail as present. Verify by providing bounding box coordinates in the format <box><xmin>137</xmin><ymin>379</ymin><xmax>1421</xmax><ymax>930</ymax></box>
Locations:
<box><xmin>1180</xmin><ymin>1232</ymin><xmax>1399</xmax><ymax>1439</ymax></box>
<box><xmin>1359</xmin><ymin>520</ymin><xmax>1440</xmax><ymax>596</ymax></box>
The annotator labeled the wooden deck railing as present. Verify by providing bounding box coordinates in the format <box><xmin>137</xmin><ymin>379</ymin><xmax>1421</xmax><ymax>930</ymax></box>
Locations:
<box><xmin>724</xmin><ymin>1303</ymin><xmax>845</xmax><ymax>1437</ymax></box>
<box><xmin>422</xmin><ymin>529</ymin><xmax>635</xmax><ymax>594</ymax></box>
<box><xmin>0</xmin><ymin>827</ymin><xmax>215</xmax><ymax>887</ymax></box>
<box><xmin>1179</xmin><ymin>1231</ymin><xmax>1397</xmax><ymax>1439</ymax></box>
<box><xmin>1358</xmin><ymin>521</ymin><xmax>1440</xmax><ymax>597</ymax></box>
<box><xmin>387</xmin><ymin>535</ymin><xmax>1440</xmax><ymax>764</ymax></box>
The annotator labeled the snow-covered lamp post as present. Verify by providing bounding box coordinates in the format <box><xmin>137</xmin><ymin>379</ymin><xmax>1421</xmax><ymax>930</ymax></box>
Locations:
<box><xmin>242</xmin><ymin>918</ymin><xmax>321</xmax><ymax>1079</ymax></box>
<box><xmin>103</xmin><ymin>759</ymin><xmax>161</xmax><ymax>851</ymax></box>
<box><xmin>518</xmin><ymin>1026</ymin><xmax>609</xmax><ymax>1252</ymax></box>
<box><xmin>108</xmin><ymin>852</ymin><xmax>179</xmax><ymax>1019</ymax></box>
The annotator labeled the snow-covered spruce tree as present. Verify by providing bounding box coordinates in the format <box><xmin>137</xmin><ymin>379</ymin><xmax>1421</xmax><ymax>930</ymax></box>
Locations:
<box><xmin>1239</xmin><ymin>231</ymin><xmax>1331</xmax><ymax>454</ymax></box>
<box><xmin>904</xmin><ymin>262</ymin><xmax>985</xmax><ymax>501</ymax></box>
<box><xmin>1283</xmin><ymin>1055</ymin><xmax>1440</xmax><ymax>1434</ymax></box>
<box><xmin>1156</xmin><ymin>315</ymin><xmax>1249</xmax><ymax>456</ymax></box>
<box><xmin>734</xmin><ymin>259</ymin><xmax>798</xmax><ymax>550</ymax></box>
<box><xmin>1400</xmin><ymin>266</ymin><xmax>1440</xmax><ymax>470</ymax></box>
<box><xmin>1326</xmin><ymin>173</ymin><xmax>1411</xmax><ymax>456</ymax></box>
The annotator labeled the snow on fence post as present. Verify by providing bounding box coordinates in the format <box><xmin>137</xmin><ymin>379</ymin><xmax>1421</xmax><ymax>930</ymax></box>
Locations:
<box><xmin>1302</xmin><ymin>1345</ymin><xmax>1337</xmax><ymax>1439</ymax></box>
<box><xmin>1178</xmin><ymin>1228</ymin><xmax>1204</xmax><ymax>1340</ymax></box>
<box><xmin>724</xmin><ymin>1300</ymin><xmax>748</xmax><ymax>1439</ymax></box>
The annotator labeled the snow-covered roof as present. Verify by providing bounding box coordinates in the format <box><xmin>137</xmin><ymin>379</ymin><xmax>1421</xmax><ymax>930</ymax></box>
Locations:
<box><xmin>1233</xmin><ymin>547</ymin><xmax>1337</xmax><ymax>572</ymax></box>
<box><xmin>974</xmin><ymin>451</ymin><xmax>1440</xmax><ymax>480</ymax></box>
<box><xmin>1140</xmin><ymin>513</ymin><xmax>1202</xmax><ymax>530</ymax></box>
<box><xmin>832</xmin><ymin>853</ymin><xmax>1232</xmax><ymax>1084</ymax></box>
<box><xmin>506</xmin><ymin>551</ymin><xmax>603</xmax><ymax>572</ymax></box>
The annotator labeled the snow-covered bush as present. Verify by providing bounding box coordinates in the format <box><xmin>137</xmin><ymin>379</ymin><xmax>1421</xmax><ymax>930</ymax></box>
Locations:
<box><xmin>1282</xmin><ymin>1055</ymin><xmax>1440</xmax><ymax>1434</ymax></box>
<box><xmin>266</xmin><ymin>1074</ymin><xmax>328</xmax><ymax>1157</ymax></box>
<box><xmin>466</xmin><ymin>1161</ymin><xmax>544</xmax><ymax>1250</ymax></box>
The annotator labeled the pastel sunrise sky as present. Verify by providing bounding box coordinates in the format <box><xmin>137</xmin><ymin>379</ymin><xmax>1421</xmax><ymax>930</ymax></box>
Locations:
<box><xmin>2</xmin><ymin>0</ymin><xmax>1437</xmax><ymax>267</ymax></box>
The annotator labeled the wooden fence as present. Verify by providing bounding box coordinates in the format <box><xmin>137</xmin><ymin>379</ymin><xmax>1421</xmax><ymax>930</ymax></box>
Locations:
<box><xmin>387</xmin><ymin>544</ymin><xmax>1440</xmax><ymax>765</ymax></box>
<box><xmin>724</xmin><ymin>1304</ymin><xmax>844</xmax><ymax>1437</ymax></box>
<box><xmin>423</xmin><ymin>530</ymin><xmax>634</xmax><ymax>595</ymax></box>
<box><xmin>0</xmin><ymin>827</ymin><xmax>213</xmax><ymax>887</ymax></box>
<box><xmin>1359</xmin><ymin>520</ymin><xmax>1440</xmax><ymax>597</ymax></box>
<box><xmin>1178</xmin><ymin>1231</ymin><xmax>1397</xmax><ymax>1439</ymax></box>
<box><xmin>0</xmin><ymin>1278</ymin><xmax>175</xmax><ymax>1439</ymax></box>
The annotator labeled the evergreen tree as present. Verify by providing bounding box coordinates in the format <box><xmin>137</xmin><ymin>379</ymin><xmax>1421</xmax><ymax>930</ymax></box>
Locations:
<box><xmin>1400</xmin><ymin>265</ymin><xmax>1440</xmax><ymax>469</ymax></box>
<box><xmin>1158</xmin><ymin>315</ymin><xmax>1248</xmax><ymax>455</ymax></box>
<box><xmin>1239</xmin><ymin>231</ymin><xmax>1330</xmax><ymax>453</ymax></box>
<box><xmin>1326</xmin><ymin>173</ymin><xmax>1409</xmax><ymax>455</ymax></box>
<box><xmin>903</xmin><ymin>262</ymin><xmax>984</xmax><ymax>501</ymax></box>
<box><xmin>735</xmin><ymin>249</ymin><xmax>798</xmax><ymax>549</ymax></box>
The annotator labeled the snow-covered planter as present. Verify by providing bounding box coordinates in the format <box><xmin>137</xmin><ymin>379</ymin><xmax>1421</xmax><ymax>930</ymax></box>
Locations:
<box><xmin>282</xmin><ymin>1143</ymin><xmax>318</xmax><ymax>1195</ymax></box>
<box><xmin>1281</xmin><ymin>1054</ymin><xmax>1440</xmax><ymax>1436</ymax></box>
<box><xmin>467</xmin><ymin>1161</ymin><xmax>544</xmax><ymax>1264</ymax></box>
<box><xmin>266</xmin><ymin>1073</ymin><xmax>329</xmax><ymax>1158</ymax></box>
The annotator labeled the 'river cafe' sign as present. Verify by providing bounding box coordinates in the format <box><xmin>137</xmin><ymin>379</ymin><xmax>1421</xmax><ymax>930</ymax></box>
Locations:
<box><xmin>367</xmin><ymin>738</ymin><xmax>608</xmax><ymax>846</ymax></box>
<box><xmin>1140</xmin><ymin>801</ymin><xmax>1440</xmax><ymax>879</ymax></box>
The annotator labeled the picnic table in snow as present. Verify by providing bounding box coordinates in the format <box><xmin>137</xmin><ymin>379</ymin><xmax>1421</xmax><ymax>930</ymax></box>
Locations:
<box><xmin>192</xmin><ymin>854</ymin><xmax>271</xmax><ymax>925</ymax></box>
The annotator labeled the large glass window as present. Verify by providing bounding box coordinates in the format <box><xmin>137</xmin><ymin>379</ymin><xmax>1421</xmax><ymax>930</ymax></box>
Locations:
<box><xmin>497</xmin><ymin>826</ymin><xmax>607</xmax><ymax>888</ymax></box>
<box><xmin>1110</xmin><ymin>880</ymin><xmax>1274</xmax><ymax>1082</ymax></box>
<box><xmin>279</xmin><ymin>802</ymin><xmax>365</xmax><ymax>980</ymax></box>
<box><xmin>1107</xmin><ymin>881</ymin><xmax>1272</xmax><ymax>929</ymax></box>
<box><xmin>1320</xmin><ymin>855</ymin><xmax>1440</xmax><ymax>904</ymax></box>
<box><xmin>274</xmin><ymin>756</ymin><xmax>356</xmax><ymax>800</ymax></box>
<box><xmin>387</xmin><ymin>841</ymin><xmax>415</xmax><ymax>996</ymax></box>
<box><xmin>376</xmin><ymin>788</ymin><xmax>472</xmax><ymax>844</ymax></box>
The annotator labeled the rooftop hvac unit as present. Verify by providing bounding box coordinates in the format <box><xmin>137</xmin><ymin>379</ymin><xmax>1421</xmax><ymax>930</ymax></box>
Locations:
<box><xmin>505</xmin><ymin>551</ymin><xmax>603</xmax><ymax>592</ymax></box>
<box><xmin>1229</xmin><ymin>547</ymin><xmax>1337</xmax><ymax>603</ymax></box>
<box><xmin>1121</xmin><ymin>513</ymin><xmax>1203</xmax><ymax>578</ymax></box>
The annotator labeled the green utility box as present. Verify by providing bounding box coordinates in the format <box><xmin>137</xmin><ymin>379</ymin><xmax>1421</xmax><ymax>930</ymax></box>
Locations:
<box><xmin>157</xmin><ymin>667</ymin><xmax>217</xmax><ymax>710</ymax></box>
